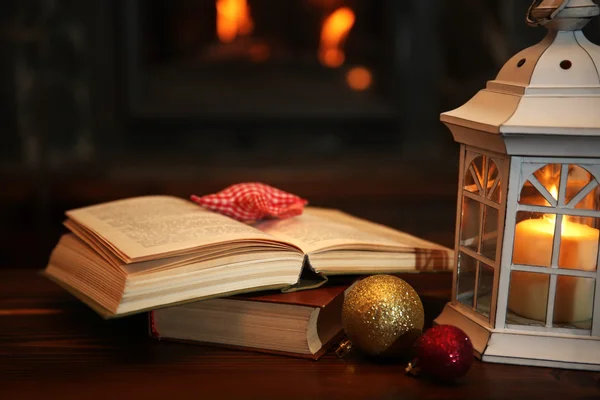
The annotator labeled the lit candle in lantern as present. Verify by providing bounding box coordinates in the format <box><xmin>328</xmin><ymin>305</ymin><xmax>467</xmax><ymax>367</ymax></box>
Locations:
<box><xmin>509</xmin><ymin>210</ymin><xmax>599</xmax><ymax>324</ymax></box>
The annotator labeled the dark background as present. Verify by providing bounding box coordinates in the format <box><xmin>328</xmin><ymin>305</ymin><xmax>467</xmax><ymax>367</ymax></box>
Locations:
<box><xmin>1</xmin><ymin>0</ymin><xmax>599</xmax><ymax>269</ymax></box>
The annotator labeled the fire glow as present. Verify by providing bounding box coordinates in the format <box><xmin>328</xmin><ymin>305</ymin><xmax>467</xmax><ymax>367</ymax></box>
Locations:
<box><xmin>318</xmin><ymin>7</ymin><xmax>355</xmax><ymax>68</ymax></box>
<box><xmin>216</xmin><ymin>0</ymin><xmax>254</xmax><ymax>44</ymax></box>
<box><xmin>346</xmin><ymin>66</ymin><xmax>372</xmax><ymax>91</ymax></box>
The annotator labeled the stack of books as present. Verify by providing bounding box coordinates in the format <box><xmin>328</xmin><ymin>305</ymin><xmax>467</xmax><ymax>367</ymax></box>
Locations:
<box><xmin>45</xmin><ymin>195</ymin><xmax>452</xmax><ymax>359</ymax></box>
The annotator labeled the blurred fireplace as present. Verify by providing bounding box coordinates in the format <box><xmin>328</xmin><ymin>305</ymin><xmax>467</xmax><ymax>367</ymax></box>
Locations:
<box><xmin>8</xmin><ymin>1</ymin><xmax>600</xmax><ymax>167</ymax></box>
<box><xmin>119</xmin><ymin>0</ymin><xmax>411</xmax><ymax>154</ymax></box>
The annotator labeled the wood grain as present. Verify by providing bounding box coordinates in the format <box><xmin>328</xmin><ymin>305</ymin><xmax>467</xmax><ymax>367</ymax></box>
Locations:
<box><xmin>1</xmin><ymin>269</ymin><xmax>599</xmax><ymax>400</ymax></box>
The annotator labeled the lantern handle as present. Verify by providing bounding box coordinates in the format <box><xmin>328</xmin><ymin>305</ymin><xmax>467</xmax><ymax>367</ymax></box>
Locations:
<box><xmin>526</xmin><ymin>0</ymin><xmax>572</xmax><ymax>26</ymax></box>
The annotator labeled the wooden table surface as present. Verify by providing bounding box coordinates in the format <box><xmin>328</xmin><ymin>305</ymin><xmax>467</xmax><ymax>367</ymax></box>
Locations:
<box><xmin>1</xmin><ymin>269</ymin><xmax>599</xmax><ymax>400</ymax></box>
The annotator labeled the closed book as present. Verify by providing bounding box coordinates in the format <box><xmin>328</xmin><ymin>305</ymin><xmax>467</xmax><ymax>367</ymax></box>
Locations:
<box><xmin>149</xmin><ymin>284</ymin><xmax>350</xmax><ymax>359</ymax></box>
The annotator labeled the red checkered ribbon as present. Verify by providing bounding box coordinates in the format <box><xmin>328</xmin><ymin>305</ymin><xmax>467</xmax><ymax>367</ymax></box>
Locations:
<box><xmin>190</xmin><ymin>183</ymin><xmax>308</xmax><ymax>222</ymax></box>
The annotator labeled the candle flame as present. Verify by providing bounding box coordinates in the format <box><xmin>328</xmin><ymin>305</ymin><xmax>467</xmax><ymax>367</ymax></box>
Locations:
<box><xmin>318</xmin><ymin>7</ymin><xmax>355</xmax><ymax>68</ymax></box>
<box><xmin>543</xmin><ymin>184</ymin><xmax>574</xmax><ymax>233</ymax></box>
<box><xmin>216</xmin><ymin>0</ymin><xmax>254</xmax><ymax>44</ymax></box>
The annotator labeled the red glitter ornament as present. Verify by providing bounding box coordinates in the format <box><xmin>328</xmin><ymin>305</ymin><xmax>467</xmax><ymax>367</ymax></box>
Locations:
<box><xmin>411</xmin><ymin>325</ymin><xmax>473</xmax><ymax>382</ymax></box>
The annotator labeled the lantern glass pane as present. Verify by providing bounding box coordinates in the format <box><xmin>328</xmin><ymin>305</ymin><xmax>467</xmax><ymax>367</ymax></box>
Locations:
<box><xmin>533</xmin><ymin>163</ymin><xmax>561</xmax><ymax>197</ymax></box>
<box><xmin>476</xmin><ymin>263</ymin><xmax>494</xmax><ymax>320</ymax></box>
<box><xmin>557</xmin><ymin>216</ymin><xmax>599</xmax><ymax>272</ymax></box>
<box><xmin>553</xmin><ymin>276</ymin><xmax>594</xmax><ymax>330</ymax></box>
<box><xmin>460</xmin><ymin>196</ymin><xmax>481</xmax><ymax>252</ymax></box>
<box><xmin>519</xmin><ymin>180</ymin><xmax>552</xmax><ymax>207</ymax></box>
<box><xmin>487</xmin><ymin>160</ymin><xmax>498</xmax><ymax>188</ymax></box>
<box><xmin>457</xmin><ymin>252</ymin><xmax>477</xmax><ymax>308</ymax></box>
<box><xmin>488</xmin><ymin>159</ymin><xmax>501</xmax><ymax>203</ymax></box>
<box><xmin>482</xmin><ymin>206</ymin><xmax>498</xmax><ymax>261</ymax></box>
<box><xmin>513</xmin><ymin>212</ymin><xmax>554</xmax><ymax>268</ymax></box>
<box><xmin>507</xmin><ymin>271</ymin><xmax>549</xmax><ymax>326</ymax></box>
<box><xmin>464</xmin><ymin>156</ymin><xmax>484</xmax><ymax>194</ymax></box>
<box><xmin>489</xmin><ymin>181</ymin><xmax>501</xmax><ymax>203</ymax></box>
<box><xmin>565</xmin><ymin>165</ymin><xmax>594</xmax><ymax>206</ymax></box>
<box><xmin>571</xmin><ymin>185</ymin><xmax>600</xmax><ymax>211</ymax></box>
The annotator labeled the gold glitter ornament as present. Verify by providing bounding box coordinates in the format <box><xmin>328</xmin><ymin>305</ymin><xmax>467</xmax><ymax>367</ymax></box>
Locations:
<box><xmin>342</xmin><ymin>275</ymin><xmax>425</xmax><ymax>357</ymax></box>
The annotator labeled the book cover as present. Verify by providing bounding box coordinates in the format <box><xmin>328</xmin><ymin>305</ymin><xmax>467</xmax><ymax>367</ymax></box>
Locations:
<box><xmin>149</xmin><ymin>284</ymin><xmax>350</xmax><ymax>359</ymax></box>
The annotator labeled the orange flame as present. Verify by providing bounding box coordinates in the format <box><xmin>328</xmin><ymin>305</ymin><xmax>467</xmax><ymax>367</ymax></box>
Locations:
<box><xmin>544</xmin><ymin>185</ymin><xmax>559</xmax><ymax>225</ymax></box>
<box><xmin>550</xmin><ymin>184</ymin><xmax>558</xmax><ymax>201</ymax></box>
<box><xmin>216</xmin><ymin>0</ymin><xmax>254</xmax><ymax>44</ymax></box>
<box><xmin>319</xmin><ymin>7</ymin><xmax>355</xmax><ymax>68</ymax></box>
<box><xmin>544</xmin><ymin>184</ymin><xmax>574</xmax><ymax>231</ymax></box>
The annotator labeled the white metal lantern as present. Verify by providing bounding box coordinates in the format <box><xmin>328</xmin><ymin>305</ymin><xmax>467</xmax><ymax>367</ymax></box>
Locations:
<box><xmin>434</xmin><ymin>0</ymin><xmax>600</xmax><ymax>371</ymax></box>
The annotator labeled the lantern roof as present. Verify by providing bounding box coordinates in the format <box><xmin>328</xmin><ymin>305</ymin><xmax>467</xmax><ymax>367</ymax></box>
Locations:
<box><xmin>441</xmin><ymin>0</ymin><xmax>600</xmax><ymax>151</ymax></box>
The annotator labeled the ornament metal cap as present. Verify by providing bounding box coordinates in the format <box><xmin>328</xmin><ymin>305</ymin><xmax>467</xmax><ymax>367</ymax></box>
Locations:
<box><xmin>334</xmin><ymin>338</ymin><xmax>353</xmax><ymax>359</ymax></box>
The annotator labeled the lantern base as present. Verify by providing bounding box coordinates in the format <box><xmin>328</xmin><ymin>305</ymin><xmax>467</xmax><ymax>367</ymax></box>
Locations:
<box><xmin>434</xmin><ymin>303</ymin><xmax>600</xmax><ymax>371</ymax></box>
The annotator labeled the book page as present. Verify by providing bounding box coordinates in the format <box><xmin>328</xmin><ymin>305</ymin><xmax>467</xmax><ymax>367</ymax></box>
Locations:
<box><xmin>255</xmin><ymin>207</ymin><xmax>450</xmax><ymax>254</ymax></box>
<box><xmin>66</xmin><ymin>196</ymin><xmax>284</xmax><ymax>262</ymax></box>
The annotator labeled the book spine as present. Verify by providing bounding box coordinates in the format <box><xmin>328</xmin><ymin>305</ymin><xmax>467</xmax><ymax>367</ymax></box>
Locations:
<box><xmin>148</xmin><ymin>311</ymin><xmax>160</xmax><ymax>339</ymax></box>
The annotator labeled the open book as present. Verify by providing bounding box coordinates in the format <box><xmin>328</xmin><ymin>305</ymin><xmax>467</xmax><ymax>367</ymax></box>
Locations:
<box><xmin>44</xmin><ymin>195</ymin><xmax>452</xmax><ymax>317</ymax></box>
<box><xmin>150</xmin><ymin>284</ymin><xmax>350</xmax><ymax>359</ymax></box>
